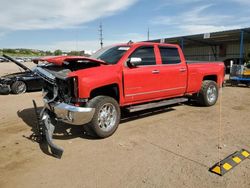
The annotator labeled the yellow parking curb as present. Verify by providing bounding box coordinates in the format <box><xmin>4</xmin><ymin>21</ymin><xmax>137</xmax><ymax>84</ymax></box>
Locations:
<box><xmin>209</xmin><ymin>149</ymin><xmax>250</xmax><ymax>176</ymax></box>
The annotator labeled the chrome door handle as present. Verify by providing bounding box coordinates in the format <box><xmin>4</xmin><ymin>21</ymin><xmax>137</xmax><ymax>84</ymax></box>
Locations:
<box><xmin>152</xmin><ymin>70</ymin><xmax>160</xmax><ymax>74</ymax></box>
<box><xmin>179</xmin><ymin>68</ymin><xmax>187</xmax><ymax>72</ymax></box>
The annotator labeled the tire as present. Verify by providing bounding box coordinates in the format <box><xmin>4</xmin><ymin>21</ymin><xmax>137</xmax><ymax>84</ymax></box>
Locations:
<box><xmin>0</xmin><ymin>85</ymin><xmax>10</xmax><ymax>95</ymax></box>
<box><xmin>87</xmin><ymin>96</ymin><xmax>121</xmax><ymax>138</ymax></box>
<box><xmin>247</xmin><ymin>82</ymin><xmax>250</xmax><ymax>88</ymax></box>
<box><xmin>230</xmin><ymin>80</ymin><xmax>238</xmax><ymax>87</ymax></box>
<box><xmin>11</xmin><ymin>81</ymin><xmax>27</xmax><ymax>94</ymax></box>
<box><xmin>197</xmin><ymin>80</ymin><xmax>218</xmax><ymax>106</ymax></box>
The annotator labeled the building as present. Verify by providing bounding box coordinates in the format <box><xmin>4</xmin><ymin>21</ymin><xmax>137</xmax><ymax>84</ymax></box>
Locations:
<box><xmin>149</xmin><ymin>27</ymin><xmax>250</xmax><ymax>64</ymax></box>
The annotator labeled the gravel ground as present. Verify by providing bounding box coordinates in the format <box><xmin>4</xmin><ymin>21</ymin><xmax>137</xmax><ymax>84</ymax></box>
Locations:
<box><xmin>0</xmin><ymin>62</ymin><xmax>250</xmax><ymax>188</ymax></box>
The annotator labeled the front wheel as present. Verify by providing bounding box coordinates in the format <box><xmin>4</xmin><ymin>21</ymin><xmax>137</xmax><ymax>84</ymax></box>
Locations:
<box><xmin>197</xmin><ymin>80</ymin><xmax>219</xmax><ymax>106</ymax></box>
<box><xmin>11</xmin><ymin>81</ymin><xmax>27</xmax><ymax>94</ymax></box>
<box><xmin>87</xmin><ymin>96</ymin><xmax>121</xmax><ymax>138</ymax></box>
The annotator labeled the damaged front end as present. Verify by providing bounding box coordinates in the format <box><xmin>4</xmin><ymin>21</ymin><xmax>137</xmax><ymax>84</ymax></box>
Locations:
<box><xmin>33</xmin><ymin>66</ymin><xmax>95</xmax><ymax>158</ymax></box>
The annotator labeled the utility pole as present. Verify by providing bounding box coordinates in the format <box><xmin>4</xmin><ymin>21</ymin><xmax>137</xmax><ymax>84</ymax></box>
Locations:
<box><xmin>99</xmin><ymin>23</ymin><xmax>104</xmax><ymax>48</ymax></box>
<box><xmin>147</xmin><ymin>27</ymin><xmax>150</xmax><ymax>41</ymax></box>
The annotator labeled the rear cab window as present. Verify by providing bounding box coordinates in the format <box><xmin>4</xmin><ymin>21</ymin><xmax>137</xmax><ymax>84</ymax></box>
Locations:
<box><xmin>159</xmin><ymin>46</ymin><xmax>181</xmax><ymax>65</ymax></box>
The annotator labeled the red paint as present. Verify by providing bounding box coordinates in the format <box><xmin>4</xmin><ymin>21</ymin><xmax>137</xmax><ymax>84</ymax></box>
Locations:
<box><xmin>41</xmin><ymin>42</ymin><xmax>225</xmax><ymax>107</ymax></box>
<box><xmin>37</xmin><ymin>56</ymin><xmax>107</xmax><ymax>65</ymax></box>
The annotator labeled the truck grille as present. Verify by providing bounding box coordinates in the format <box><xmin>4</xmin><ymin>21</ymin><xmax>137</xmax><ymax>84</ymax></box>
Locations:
<box><xmin>57</xmin><ymin>79</ymin><xmax>73</xmax><ymax>103</ymax></box>
<box><xmin>35</xmin><ymin>67</ymin><xmax>75</xmax><ymax>104</ymax></box>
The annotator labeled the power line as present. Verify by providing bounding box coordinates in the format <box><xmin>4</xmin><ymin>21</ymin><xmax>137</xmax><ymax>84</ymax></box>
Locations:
<box><xmin>147</xmin><ymin>27</ymin><xmax>150</xmax><ymax>41</ymax></box>
<box><xmin>99</xmin><ymin>23</ymin><xmax>104</xmax><ymax>48</ymax></box>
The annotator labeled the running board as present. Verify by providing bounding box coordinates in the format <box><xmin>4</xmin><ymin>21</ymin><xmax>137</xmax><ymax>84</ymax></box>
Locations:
<box><xmin>126</xmin><ymin>98</ymin><xmax>188</xmax><ymax>113</ymax></box>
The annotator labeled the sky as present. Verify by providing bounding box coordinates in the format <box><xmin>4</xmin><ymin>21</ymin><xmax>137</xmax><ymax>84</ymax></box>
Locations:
<box><xmin>0</xmin><ymin>0</ymin><xmax>249</xmax><ymax>53</ymax></box>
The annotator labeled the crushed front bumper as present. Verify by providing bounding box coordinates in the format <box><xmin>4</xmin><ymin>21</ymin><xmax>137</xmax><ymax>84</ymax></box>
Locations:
<box><xmin>47</xmin><ymin>102</ymin><xmax>95</xmax><ymax>125</ymax></box>
<box><xmin>33</xmin><ymin>100</ymin><xmax>95</xmax><ymax>158</ymax></box>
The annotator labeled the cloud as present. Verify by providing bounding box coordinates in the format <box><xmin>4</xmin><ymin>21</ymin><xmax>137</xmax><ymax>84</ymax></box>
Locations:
<box><xmin>116</xmin><ymin>33</ymin><xmax>146</xmax><ymax>40</ymax></box>
<box><xmin>231</xmin><ymin>0</ymin><xmax>250</xmax><ymax>5</ymax></box>
<box><xmin>0</xmin><ymin>0</ymin><xmax>137</xmax><ymax>30</ymax></box>
<box><xmin>0</xmin><ymin>32</ymin><xmax>6</xmax><ymax>39</ymax></box>
<box><xmin>155</xmin><ymin>0</ymin><xmax>202</xmax><ymax>10</ymax></box>
<box><xmin>180</xmin><ymin>25</ymin><xmax>240</xmax><ymax>35</ymax></box>
<box><xmin>3</xmin><ymin>40</ymin><xmax>111</xmax><ymax>52</ymax></box>
<box><xmin>150</xmin><ymin>4</ymin><xmax>248</xmax><ymax>36</ymax></box>
<box><xmin>152</xmin><ymin>4</ymin><xmax>221</xmax><ymax>26</ymax></box>
<box><xmin>48</xmin><ymin>40</ymin><xmax>121</xmax><ymax>52</ymax></box>
<box><xmin>161</xmin><ymin>0</ymin><xmax>202</xmax><ymax>5</ymax></box>
<box><xmin>5</xmin><ymin>33</ymin><xmax>146</xmax><ymax>52</ymax></box>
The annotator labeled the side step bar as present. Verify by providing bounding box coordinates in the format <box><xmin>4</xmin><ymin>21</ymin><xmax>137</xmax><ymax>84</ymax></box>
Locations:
<box><xmin>126</xmin><ymin>97</ymin><xmax>188</xmax><ymax>113</ymax></box>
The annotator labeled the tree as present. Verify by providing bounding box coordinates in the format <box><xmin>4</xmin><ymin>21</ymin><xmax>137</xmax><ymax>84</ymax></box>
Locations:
<box><xmin>45</xmin><ymin>51</ymin><xmax>53</xmax><ymax>56</ymax></box>
<box><xmin>68</xmin><ymin>51</ymin><xmax>81</xmax><ymax>56</ymax></box>
<box><xmin>54</xmin><ymin>49</ymin><xmax>63</xmax><ymax>56</ymax></box>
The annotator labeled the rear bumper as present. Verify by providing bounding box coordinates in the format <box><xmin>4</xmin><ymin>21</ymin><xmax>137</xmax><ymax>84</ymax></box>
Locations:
<box><xmin>46</xmin><ymin>102</ymin><xmax>95</xmax><ymax>125</ymax></box>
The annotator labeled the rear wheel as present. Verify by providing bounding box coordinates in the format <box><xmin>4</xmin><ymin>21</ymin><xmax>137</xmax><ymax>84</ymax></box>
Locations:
<box><xmin>87</xmin><ymin>96</ymin><xmax>120</xmax><ymax>138</ymax></box>
<box><xmin>197</xmin><ymin>80</ymin><xmax>218</xmax><ymax>106</ymax></box>
<box><xmin>11</xmin><ymin>81</ymin><xmax>27</xmax><ymax>94</ymax></box>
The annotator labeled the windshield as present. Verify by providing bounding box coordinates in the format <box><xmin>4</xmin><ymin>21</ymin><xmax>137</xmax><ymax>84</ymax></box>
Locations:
<box><xmin>91</xmin><ymin>46</ymin><xmax>130</xmax><ymax>64</ymax></box>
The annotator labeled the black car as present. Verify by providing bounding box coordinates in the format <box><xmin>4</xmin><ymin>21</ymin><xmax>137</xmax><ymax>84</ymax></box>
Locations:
<box><xmin>0</xmin><ymin>57</ymin><xmax>9</xmax><ymax>62</ymax></box>
<box><xmin>0</xmin><ymin>55</ymin><xmax>43</xmax><ymax>95</ymax></box>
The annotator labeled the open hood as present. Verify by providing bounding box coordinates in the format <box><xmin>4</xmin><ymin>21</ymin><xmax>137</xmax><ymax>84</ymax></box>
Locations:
<box><xmin>33</xmin><ymin>56</ymin><xmax>107</xmax><ymax>66</ymax></box>
<box><xmin>3</xmin><ymin>55</ymin><xmax>31</xmax><ymax>71</ymax></box>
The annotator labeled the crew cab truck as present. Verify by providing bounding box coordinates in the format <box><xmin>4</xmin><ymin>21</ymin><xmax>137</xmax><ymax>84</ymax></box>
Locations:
<box><xmin>33</xmin><ymin>42</ymin><xmax>225</xmax><ymax>158</ymax></box>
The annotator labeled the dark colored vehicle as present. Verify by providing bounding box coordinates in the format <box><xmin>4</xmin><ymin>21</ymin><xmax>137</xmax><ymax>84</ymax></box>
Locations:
<box><xmin>223</xmin><ymin>58</ymin><xmax>245</xmax><ymax>74</ymax></box>
<box><xmin>0</xmin><ymin>55</ymin><xmax>43</xmax><ymax>95</ymax></box>
<box><xmin>0</xmin><ymin>57</ymin><xmax>9</xmax><ymax>62</ymax></box>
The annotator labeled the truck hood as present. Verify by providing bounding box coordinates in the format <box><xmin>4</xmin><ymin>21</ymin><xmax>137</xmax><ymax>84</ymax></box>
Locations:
<box><xmin>33</xmin><ymin>56</ymin><xmax>107</xmax><ymax>66</ymax></box>
<box><xmin>33</xmin><ymin>56</ymin><xmax>108</xmax><ymax>82</ymax></box>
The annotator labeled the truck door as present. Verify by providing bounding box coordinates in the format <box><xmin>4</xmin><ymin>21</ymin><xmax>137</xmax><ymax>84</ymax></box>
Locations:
<box><xmin>156</xmin><ymin>46</ymin><xmax>187</xmax><ymax>97</ymax></box>
<box><xmin>123</xmin><ymin>46</ymin><xmax>163</xmax><ymax>103</ymax></box>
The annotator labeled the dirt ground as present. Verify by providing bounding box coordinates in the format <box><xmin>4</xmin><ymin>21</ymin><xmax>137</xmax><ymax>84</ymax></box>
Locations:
<box><xmin>0</xmin><ymin>62</ymin><xmax>250</xmax><ymax>188</ymax></box>
<box><xmin>0</xmin><ymin>62</ymin><xmax>35</xmax><ymax>77</ymax></box>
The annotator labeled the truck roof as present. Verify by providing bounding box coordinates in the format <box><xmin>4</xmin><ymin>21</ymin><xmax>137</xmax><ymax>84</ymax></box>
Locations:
<box><xmin>114</xmin><ymin>41</ymin><xmax>180</xmax><ymax>48</ymax></box>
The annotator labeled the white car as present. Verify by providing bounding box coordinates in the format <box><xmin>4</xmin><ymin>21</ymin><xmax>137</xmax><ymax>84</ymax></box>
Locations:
<box><xmin>15</xmin><ymin>58</ymin><xmax>24</xmax><ymax>63</ymax></box>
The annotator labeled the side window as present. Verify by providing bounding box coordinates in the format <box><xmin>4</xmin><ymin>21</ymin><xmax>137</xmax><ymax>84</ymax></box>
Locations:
<box><xmin>130</xmin><ymin>46</ymin><xmax>156</xmax><ymax>66</ymax></box>
<box><xmin>159</xmin><ymin>47</ymin><xmax>181</xmax><ymax>64</ymax></box>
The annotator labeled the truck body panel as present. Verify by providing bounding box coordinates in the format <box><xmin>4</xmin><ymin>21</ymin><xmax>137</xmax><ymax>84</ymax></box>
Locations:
<box><xmin>32</xmin><ymin>42</ymin><xmax>225</xmax><ymax>157</ymax></box>
<box><xmin>35</xmin><ymin>42</ymin><xmax>225</xmax><ymax>107</ymax></box>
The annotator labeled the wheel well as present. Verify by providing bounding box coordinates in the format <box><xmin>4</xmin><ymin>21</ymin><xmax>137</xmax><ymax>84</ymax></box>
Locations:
<box><xmin>90</xmin><ymin>84</ymin><xmax>120</xmax><ymax>103</ymax></box>
<box><xmin>203</xmin><ymin>75</ymin><xmax>217</xmax><ymax>83</ymax></box>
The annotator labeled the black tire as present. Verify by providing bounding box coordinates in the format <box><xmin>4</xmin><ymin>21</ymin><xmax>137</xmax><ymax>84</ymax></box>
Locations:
<box><xmin>87</xmin><ymin>96</ymin><xmax>121</xmax><ymax>138</ymax></box>
<box><xmin>197</xmin><ymin>80</ymin><xmax>218</xmax><ymax>106</ymax></box>
<box><xmin>230</xmin><ymin>80</ymin><xmax>238</xmax><ymax>87</ymax></box>
<box><xmin>247</xmin><ymin>82</ymin><xmax>250</xmax><ymax>88</ymax></box>
<box><xmin>11</xmin><ymin>81</ymin><xmax>27</xmax><ymax>94</ymax></box>
<box><xmin>0</xmin><ymin>85</ymin><xmax>10</xmax><ymax>95</ymax></box>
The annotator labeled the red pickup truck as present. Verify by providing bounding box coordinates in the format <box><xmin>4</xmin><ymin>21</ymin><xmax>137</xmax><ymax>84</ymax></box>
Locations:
<box><xmin>33</xmin><ymin>42</ymin><xmax>225</xmax><ymax>158</ymax></box>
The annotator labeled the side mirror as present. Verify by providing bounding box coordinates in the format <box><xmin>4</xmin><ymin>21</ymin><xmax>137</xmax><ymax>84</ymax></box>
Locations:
<box><xmin>128</xmin><ymin>57</ymin><xmax>142</xmax><ymax>67</ymax></box>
